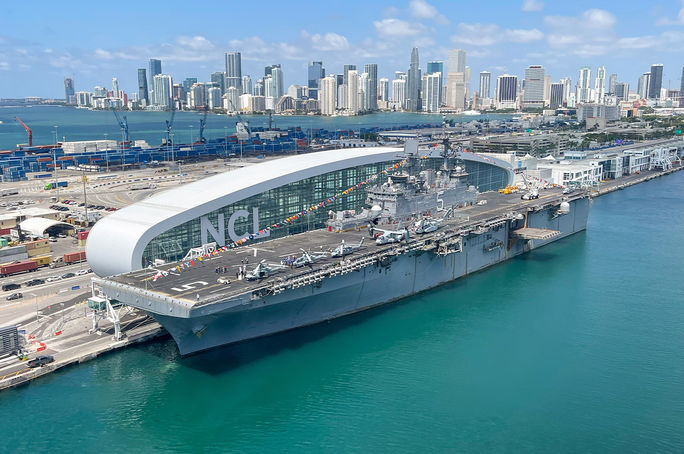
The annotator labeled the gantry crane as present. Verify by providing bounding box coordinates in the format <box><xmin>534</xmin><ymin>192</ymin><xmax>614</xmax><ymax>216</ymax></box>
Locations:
<box><xmin>164</xmin><ymin>106</ymin><xmax>176</xmax><ymax>146</ymax></box>
<box><xmin>109</xmin><ymin>101</ymin><xmax>129</xmax><ymax>144</ymax></box>
<box><xmin>198</xmin><ymin>108</ymin><xmax>208</xmax><ymax>143</ymax></box>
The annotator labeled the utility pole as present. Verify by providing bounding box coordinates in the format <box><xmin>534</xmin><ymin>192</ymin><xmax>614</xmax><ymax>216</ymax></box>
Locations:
<box><xmin>53</xmin><ymin>126</ymin><xmax>60</xmax><ymax>201</ymax></box>
<box><xmin>82</xmin><ymin>169</ymin><xmax>89</xmax><ymax>227</ymax></box>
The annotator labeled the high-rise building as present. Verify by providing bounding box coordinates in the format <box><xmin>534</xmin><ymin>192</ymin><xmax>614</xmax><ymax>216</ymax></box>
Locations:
<box><xmin>648</xmin><ymin>64</ymin><xmax>663</xmax><ymax>100</ymax></box>
<box><xmin>153</xmin><ymin>74</ymin><xmax>173</xmax><ymax>108</ymax></box>
<box><xmin>242</xmin><ymin>76</ymin><xmax>252</xmax><ymax>95</ymax></box>
<box><xmin>549</xmin><ymin>83</ymin><xmax>563</xmax><ymax>109</ymax></box>
<box><xmin>638</xmin><ymin>73</ymin><xmax>650</xmax><ymax>99</ymax></box>
<box><xmin>225</xmin><ymin>52</ymin><xmax>242</xmax><ymax>93</ymax></box>
<box><xmin>523</xmin><ymin>65</ymin><xmax>544</xmax><ymax>108</ymax></box>
<box><xmin>422</xmin><ymin>73</ymin><xmax>441</xmax><ymax>113</ymax></box>
<box><xmin>360</xmin><ymin>72</ymin><xmax>370</xmax><ymax>111</ymax></box>
<box><xmin>211</xmin><ymin>72</ymin><xmax>225</xmax><ymax>94</ymax></box>
<box><xmin>346</xmin><ymin>70</ymin><xmax>359</xmax><ymax>114</ymax></box>
<box><xmin>406</xmin><ymin>47</ymin><xmax>421</xmax><ymax>112</ymax></box>
<box><xmin>308</xmin><ymin>61</ymin><xmax>325</xmax><ymax>100</ymax></box>
<box><xmin>64</xmin><ymin>77</ymin><xmax>75</xmax><ymax>104</ymax></box>
<box><xmin>254</xmin><ymin>79</ymin><xmax>264</xmax><ymax>96</ymax></box>
<box><xmin>137</xmin><ymin>69</ymin><xmax>149</xmax><ymax>105</ymax></box>
<box><xmin>75</xmin><ymin>91</ymin><xmax>91</xmax><ymax>107</ymax></box>
<box><xmin>378</xmin><ymin>78</ymin><xmax>389</xmax><ymax>102</ymax></box>
<box><xmin>271</xmin><ymin>66</ymin><xmax>284</xmax><ymax>99</ymax></box>
<box><xmin>576</xmin><ymin>67</ymin><xmax>591</xmax><ymax>103</ymax></box>
<box><xmin>364</xmin><ymin>63</ymin><xmax>378</xmax><ymax>110</ymax></box>
<box><xmin>608</xmin><ymin>73</ymin><xmax>618</xmax><ymax>95</ymax></box>
<box><xmin>208</xmin><ymin>87</ymin><xmax>222</xmax><ymax>110</ymax></box>
<box><xmin>446</xmin><ymin>72</ymin><xmax>465</xmax><ymax>110</ymax></box>
<box><xmin>392</xmin><ymin>78</ymin><xmax>407</xmax><ymax>107</ymax></box>
<box><xmin>149</xmin><ymin>59</ymin><xmax>162</xmax><ymax>99</ymax></box>
<box><xmin>448</xmin><ymin>49</ymin><xmax>466</xmax><ymax>74</ymax></box>
<box><xmin>226</xmin><ymin>86</ymin><xmax>240</xmax><ymax>112</ymax></box>
<box><xmin>479</xmin><ymin>71</ymin><xmax>491</xmax><ymax>99</ymax></box>
<box><xmin>112</xmin><ymin>77</ymin><xmax>120</xmax><ymax>98</ymax></box>
<box><xmin>594</xmin><ymin>66</ymin><xmax>606</xmax><ymax>103</ymax></box>
<box><xmin>426</xmin><ymin>61</ymin><xmax>444</xmax><ymax>107</ymax></box>
<box><xmin>264</xmin><ymin>64</ymin><xmax>281</xmax><ymax>77</ymax></box>
<box><xmin>343</xmin><ymin>65</ymin><xmax>356</xmax><ymax>85</ymax></box>
<box><xmin>615</xmin><ymin>82</ymin><xmax>629</xmax><ymax>101</ymax></box>
<box><xmin>496</xmin><ymin>74</ymin><xmax>518</xmax><ymax>109</ymax></box>
<box><xmin>319</xmin><ymin>75</ymin><xmax>336</xmax><ymax>116</ymax></box>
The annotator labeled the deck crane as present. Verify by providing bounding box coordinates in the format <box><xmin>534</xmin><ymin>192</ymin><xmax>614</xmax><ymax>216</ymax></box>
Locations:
<box><xmin>108</xmin><ymin>102</ymin><xmax>129</xmax><ymax>145</ymax></box>
<box><xmin>14</xmin><ymin>116</ymin><xmax>32</xmax><ymax>146</ymax></box>
<box><xmin>229</xmin><ymin>100</ymin><xmax>251</xmax><ymax>140</ymax></box>
<box><xmin>198</xmin><ymin>108</ymin><xmax>208</xmax><ymax>143</ymax></box>
<box><xmin>164</xmin><ymin>106</ymin><xmax>176</xmax><ymax>146</ymax></box>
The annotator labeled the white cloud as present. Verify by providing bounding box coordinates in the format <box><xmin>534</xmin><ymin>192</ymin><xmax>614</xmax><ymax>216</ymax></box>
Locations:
<box><xmin>0</xmin><ymin>61</ymin><xmax>9</xmax><ymax>71</ymax></box>
<box><xmin>451</xmin><ymin>23</ymin><xmax>543</xmax><ymax>46</ymax></box>
<box><xmin>374</xmin><ymin>18</ymin><xmax>425</xmax><ymax>37</ymax></box>
<box><xmin>176</xmin><ymin>36</ymin><xmax>214</xmax><ymax>51</ymax></box>
<box><xmin>521</xmin><ymin>0</ymin><xmax>544</xmax><ymax>12</ymax></box>
<box><xmin>309</xmin><ymin>33</ymin><xmax>350</xmax><ymax>51</ymax></box>
<box><xmin>94</xmin><ymin>48</ymin><xmax>113</xmax><ymax>60</ymax></box>
<box><xmin>409</xmin><ymin>0</ymin><xmax>449</xmax><ymax>24</ymax></box>
<box><xmin>545</xmin><ymin>9</ymin><xmax>616</xmax><ymax>30</ymax></box>
<box><xmin>656</xmin><ymin>0</ymin><xmax>684</xmax><ymax>25</ymax></box>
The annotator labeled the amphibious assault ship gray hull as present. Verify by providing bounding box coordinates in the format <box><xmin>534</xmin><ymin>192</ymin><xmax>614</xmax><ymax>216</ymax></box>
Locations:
<box><xmin>95</xmin><ymin>194</ymin><xmax>590</xmax><ymax>356</ymax></box>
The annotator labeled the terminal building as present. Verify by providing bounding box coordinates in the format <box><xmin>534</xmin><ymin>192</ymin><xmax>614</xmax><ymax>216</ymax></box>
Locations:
<box><xmin>87</xmin><ymin>146</ymin><xmax>513</xmax><ymax>277</ymax></box>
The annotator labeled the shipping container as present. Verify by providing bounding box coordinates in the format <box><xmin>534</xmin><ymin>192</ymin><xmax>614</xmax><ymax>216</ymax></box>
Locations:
<box><xmin>0</xmin><ymin>260</ymin><xmax>37</xmax><ymax>277</ymax></box>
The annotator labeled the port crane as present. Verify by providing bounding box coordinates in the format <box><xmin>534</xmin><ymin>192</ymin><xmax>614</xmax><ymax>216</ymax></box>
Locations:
<box><xmin>108</xmin><ymin>102</ymin><xmax>129</xmax><ymax>144</ymax></box>
<box><xmin>14</xmin><ymin>116</ymin><xmax>32</xmax><ymax>146</ymax></box>
<box><xmin>164</xmin><ymin>106</ymin><xmax>176</xmax><ymax>146</ymax></box>
<box><xmin>229</xmin><ymin>100</ymin><xmax>251</xmax><ymax>140</ymax></box>
<box><xmin>197</xmin><ymin>108</ymin><xmax>208</xmax><ymax>143</ymax></box>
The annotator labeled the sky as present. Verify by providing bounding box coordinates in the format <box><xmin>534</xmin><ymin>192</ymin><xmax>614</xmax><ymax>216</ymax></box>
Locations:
<box><xmin>1</xmin><ymin>0</ymin><xmax>684</xmax><ymax>98</ymax></box>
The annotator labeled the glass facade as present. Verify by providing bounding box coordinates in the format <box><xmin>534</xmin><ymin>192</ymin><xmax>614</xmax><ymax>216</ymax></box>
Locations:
<box><xmin>142</xmin><ymin>158</ymin><xmax>509</xmax><ymax>265</ymax></box>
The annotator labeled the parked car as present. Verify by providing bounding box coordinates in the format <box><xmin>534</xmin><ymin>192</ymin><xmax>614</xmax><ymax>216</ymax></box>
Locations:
<box><xmin>61</xmin><ymin>272</ymin><xmax>76</xmax><ymax>279</ymax></box>
<box><xmin>6</xmin><ymin>293</ymin><xmax>23</xmax><ymax>300</ymax></box>
<box><xmin>46</xmin><ymin>276</ymin><xmax>62</xmax><ymax>282</ymax></box>
<box><xmin>2</xmin><ymin>283</ymin><xmax>20</xmax><ymax>291</ymax></box>
<box><xmin>25</xmin><ymin>278</ymin><xmax>45</xmax><ymax>287</ymax></box>
<box><xmin>27</xmin><ymin>355</ymin><xmax>54</xmax><ymax>368</ymax></box>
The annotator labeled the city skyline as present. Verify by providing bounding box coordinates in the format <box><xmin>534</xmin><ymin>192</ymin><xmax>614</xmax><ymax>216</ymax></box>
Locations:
<box><xmin>2</xmin><ymin>0</ymin><xmax>684</xmax><ymax>98</ymax></box>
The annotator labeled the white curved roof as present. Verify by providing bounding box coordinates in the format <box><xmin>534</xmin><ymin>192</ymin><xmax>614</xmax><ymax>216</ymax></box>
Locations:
<box><xmin>20</xmin><ymin>217</ymin><xmax>74</xmax><ymax>236</ymax></box>
<box><xmin>87</xmin><ymin>147</ymin><xmax>404</xmax><ymax>277</ymax></box>
<box><xmin>87</xmin><ymin>146</ymin><xmax>514</xmax><ymax>277</ymax></box>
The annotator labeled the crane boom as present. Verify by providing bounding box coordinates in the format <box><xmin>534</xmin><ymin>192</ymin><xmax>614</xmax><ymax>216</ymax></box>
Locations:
<box><xmin>164</xmin><ymin>107</ymin><xmax>176</xmax><ymax>145</ymax></box>
<box><xmin>198</xmin><ymin>108</ymin><xmax>208</xmax><ymax>143</ymax></box>
<box><xmin>109</xmin><ymin>102</ymin><xmax>129</xmax><ymax>144</ymax></box>
<box><xmin>229</xmin><ymin>100</ymin><xmax>251</xmax><ymax>139</ymax></box>
<box><xmin>14</xmin><ymin>116</ymin><xmax>32</xmax><ymax>146</ymax></box>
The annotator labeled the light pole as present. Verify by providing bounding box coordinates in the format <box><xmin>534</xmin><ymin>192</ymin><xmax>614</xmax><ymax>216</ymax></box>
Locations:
<box><xmin>104</xmin><ymin>133</ymin><xmax>110</xmax><ymax>173</ymax></box>
<box><xmin>224</xmin><ymin>126</ymin><xmax>228</xmax><ymax>158</ymax></box>
<box><xmin>189</xmin><ymin>125</ymin><xmax>194</xmax><ymax>147</ymax></box>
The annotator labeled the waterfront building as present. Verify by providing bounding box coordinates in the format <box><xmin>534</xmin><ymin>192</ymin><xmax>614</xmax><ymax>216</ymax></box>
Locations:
<box><xmin>681</xmin><ymin>66</ymin><xmax>684</xmax><ymax>107</ymax></box>
<box><xmin>364</xmin><ymin>63</ymin><xmax>378</xmax><ymax>111</ymax></box>
<box><xmin>308</xmin><ymin>61</ymin><xmax>325</xmax><ymax>100</ymax></box>
<box><xmin>447</xmin><ymin>72</ymin><xmax>466</xmax><ymax>110</ymax></box>
<box><xmin>496</xmin><ymin>74</ymin><xmax>518</xmax><ymax>109</ymax></box>
<box><xmin>378</xmin><ymin>78</ymin><xmax>389</xmax><ymax>103</ymax></box>
<box><xmin>75</xmin><ymin>91</ymin><xmax>92</xmax><ymax>107</ymax></box>
<box><xmin>264</xmin><ymin>64</ymin><xmax>281</xmax><ymax>77</ymax></box>
<box><xmin>422</xmin><ymin>73</ymin><xmax>441</xmax><ymax>113</ymax></box>
<box><xmin>64</xmin><ymin>77</ymin><xmax>75</xmax><ymax>104</ymax></box>
<box><xmin>479</xmin><ymin>71</ymin><xmax>491</xmax><ymax>99</ymax></box>
<box><xmin>392</xmin><ymin>78</ymin><xmax>406</xmax><ymax>108</ymax></box>
<box><xmin>225</xmin><ymin>86</ymin><xmax>240</xmax><ymax>112</ymax></box>
<box><xmin>648</xmin><ymin>64</ymin><xmax>663</xmax><ymax>100</ymax></box>
<box><xmin>182</xmin><ymin>78</ymin><xmax>197</xmax><ymax>95</ymax></box>
<box><xmin>253</xmin><ymin>79</ymin><xmax>264</xmax><ymax>96</ymax></box>
<box><xmin>271</xmin><ymin>66</ymin><xmax>284</xmax><ymax>100</ymax></box>
<box><xmin>406</xmin><ymin>47</ymin><xmax>421</xmax><ymax>112</ymax></box>
<box><xmin>94</xmin><ymin>86</ymin><xmax>107</xmax><ymax>97</ymax></box>
<box><xmin>594</xmin><ymin>66</ymin><xmax>606</xmax><ymax>103</ymax></box>
<box><xmin>153</xmin><ymin>74</ymin><xmax>173</xmax><ymax>108</ymax></box>
<box><xmin>346</xmin><ymin>70</ymin><xmax>359</xmax><ymax>114</ymax></box>
<box><xmin>359</xmin><ymin>72</ymin><xmax>370</xmax><ymax>111</ymax></box>
<box><xmin>523</xmin><ymin>65</ymin><xmax>544</xmax><ymax>108</ymax></box>
<box><xmin>225</xmin><ymin>52</ymin><xmax>242</xmax><ymax>94</ymax></box>
<box><xmin>187</xmin><ymin>83</ymin><xmax>206</xmax><ymax>109</ymax></box>
<box><xmin>319</xmin><ymin>75</ymin><xmax>336</xmax><ymax>115</ymax></box>
<box><xmin>549</xmin><ymin>83</ymin><xmax>563</xmax><ymax>109</ymax></box>
<box><xmin>448</xmin><ymin>49</ymin><xmax>466</xmax><ymax>74</ymax></box>
<box><xmin>343</xmin><ymin>65</ymin><xmax>356</xmax><ymax>86</ymax></box>
<box><xmin>112</xmin><ymin>78</ymin><xmax>120</xmax><ymax>98</ymax></box>
<box><xmin>427</xmin><ymin>61</ymin><xmax>444</xmax><ymax>105</ymax></box>
<box><xmin>137</xmin><ymin>69</ymin><xmax>149</xmax><ymax>105</ymax></box>
<box><xmin>208</xmin><ymin>87</ymin><xmax>221</xmax><ymax>110</ymax></box>
<box><xmin>242</xmin><ymin>76</ymin><xmax>251</xmax><ymax>96</ymax></box>
<box><xmin>287</xmin><ymin>85</ymin><xmax>304</xmax><ymax>100</ymax></box>
<box><xmin>149</xmin><ymin>59</ymin><xmax>162</xmax><ymax>100</ymax></box>
<box><xmin>210</xmin><ymin>72</ymin><xmax>225</xmax><ymax>94</ymax></box>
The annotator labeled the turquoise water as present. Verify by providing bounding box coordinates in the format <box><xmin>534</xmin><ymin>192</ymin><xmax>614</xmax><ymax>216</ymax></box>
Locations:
<box><xmin>0</xmin><ymin>106</ymin><xmax>506</xmax><ymax>150</ymax></box>
<box><xmin>0</xmin><ymin>171</ymin><xmax>683</xmax><ymax>451</ymax></box>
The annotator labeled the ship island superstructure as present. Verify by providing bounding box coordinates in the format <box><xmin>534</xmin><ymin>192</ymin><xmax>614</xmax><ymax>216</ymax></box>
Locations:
<box><xmin>87</xmin><ymin>143</ymin><xmax>590</xmax><ymax>355</ymax></box>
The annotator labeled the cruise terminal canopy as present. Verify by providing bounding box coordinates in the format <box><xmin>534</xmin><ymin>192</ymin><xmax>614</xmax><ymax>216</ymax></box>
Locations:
<box><xmin>86</xmin><ymin>146</ymin><xmax>513</xmax><ymax>277</ymax></box>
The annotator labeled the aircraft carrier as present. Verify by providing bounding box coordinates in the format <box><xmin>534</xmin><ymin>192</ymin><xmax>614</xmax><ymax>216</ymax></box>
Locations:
<box><xmin>92</xmin><ymin>183</ymin><xmax>590</xmax><ymax>355</ymax></box>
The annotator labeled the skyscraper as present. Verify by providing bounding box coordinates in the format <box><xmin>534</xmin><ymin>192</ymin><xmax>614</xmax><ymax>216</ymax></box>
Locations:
<box><xmin>638</xmin><ymin>73</ymin><xmax>650</xmax><ymax>99</ymax></box>
<box><xmin>577</xmin><ymin>67</ymin><xmax>591</xmax><ymax>103</ymax></box>
<box><xmin>594</xmin><ymin>66</ymin><xmax>606</xmax><ymax>103</ymax></box>
<box><xmin>615</xmin><ymin>82</ymin><xmax>629</xmax><ymax>101</ymax></box>
<box><xmin>608</xmin><ymin>73</ymin><xmax>618</xmax><ymax>95</ymax></box>
<box><xmin>308</xmin><ymin>61</ymin><xmax>325</xmax><ymax>100</ymax></box>
<box><xmin>225</xmin><ymin>52</ymin><xmax>242</xmax><ymax>93</ymax></box>
<box><xmin>343</xmin><ymin>65</ymin><xmax>356</xmax><ymax>85</ymax></box>
<box><xmin>264</xmin><ymin>64</ymin><xmax>281</xmax><ymax>77</ymax></box>
<box><xmin>378</xmin><ymin>78</ymin><xmax>389</xmax><ymax>102</ymax></box>
<box><xmin>364</xmin><ymin>63</ymin><xmax>378</xmax><ymax>111</ymax></box>
<box><xmin>211</xmin><ymin>72</ymin><xmax>225</xmax><ymax>94</ymax></box>
<box><xmin>496</xmin><ymin>75</ymin><xmax>517</xmax><ymax>109</ymax></box>
<box><xmin>64</xmin><ymin>77</ymin><xmax>75</xmax><ymax>104</ymax></box>
<box><xmin>271</xmin><ymin>66</ymin><xmax>284</xmax><ymax>99</ymax></box>
<box><xmin>648</xmin><ymin>64</ymin><xmax>663</xmax><ymax>100</ymax></box>
<box><xmin>479</xmin><ymin>71</ymin><xmax>491</xmax><ymax>98</ymax></box>
<box><xmin>242</xmin><ymin>76</ymin><xmax>252</xmax><ymax>96</ymax></box>
<box><xmin>448</xmin><ymin>49</ymin><xmax>466</xmax><ymax>74</ymax></box>
<box><xmin>406</xmin><ymin>47</ymin><xmax>421</xmax><ymax>112</ymax></box>
<box><xmin>559</xmin><ymin>77</ymin><xmax>572</xmax><ymax>104</ymax></box>
<box><xmin>346</xmin><ymin>70</ymin><xmax>359</xmax><ymax>114</ymax></box>
<box><xmin>680</xmin><ymin>66</ymin><xmax>684</xmax><ymax>107</ymax></box>
<box><xmin>549</xmin><ymin>83</ymin><xmax>563</xmax><ymax>109</ymax></box>
<box><xmin>137</xmin><ymin>69</ymin><xmax>149</xmax><ymax>105</ymax></box>
<box><xmin>153</xmin><ymin>74</ymin><xmax>173</xmax><ymax>108</ymax></box>
<box><xmin>392</xmin><ymin>78</ymin><xmax>407</xmax><ymax>107</ymax></box>
<box><xmin>149</xmin><ymin>59</ymin><xmax>162</xmax><ymax>94</ymax></box>
<box><xmin>112</xmin><ymin>77</ymin><xmax>120</xmax><ymax>98</ymax></box>
<box><xmin>319</xmin><ymin>75</ymin><xmax>336</xmax><ymax>116</ymax></box>
<box><xmin>427</xmin><ymin>61</ymin><xmax>444</xmax><ymax>107</ymax></box>
<box><xmin>523</xmin><ymin>65</ymin><xmax>544</xmax><ymax>108</ymax></box>
<box><xmin>422</xmin><ymin>73</ymin><xmax>441</xmax><ymax>113</ymax></box>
